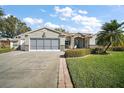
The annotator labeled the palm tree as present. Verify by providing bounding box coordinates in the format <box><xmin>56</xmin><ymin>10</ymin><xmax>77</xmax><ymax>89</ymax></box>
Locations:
<box><xmin>96</xmin><ymin>20</ymin><xmax>124</xmax><ymax>53</ymax></box>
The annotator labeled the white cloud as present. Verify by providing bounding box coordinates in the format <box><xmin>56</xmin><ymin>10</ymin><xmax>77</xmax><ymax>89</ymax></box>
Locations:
<box><xmin>80</xmin><ymin>26</ymin><xmax>94</xmax><ymax>33</ymax></box>
<box><xmin>71</xmin><ymin>14</ymin><xmax>102</xmax><ymax>33</ymax></box>
<box><xmin>53</xmin><ymin>6</ymin><xmax>89</xmax><ymax>21</ymax></box>
<box><xmin>50</xmin><ymin>6</ymin><xmax>102</xmax><ymax>33</ymax></box>
<box><xmin>44</xmin><ymin>22</ymin><xmax>60</xmax><ymax>28</ymax></box>
<box><xmin>54</xmin><ymin>6</ymin><xmax>73</xmax><ymax>17</ymax></box>
<box><xmin>72</xmin><ymin>15</ymin><xmax>101</xmax><ymax>27</ymax></box>
<box><xmin>81</xmin><ymin>25</ymin><xmax>101</xmax><ymax>33</ymax></box>
<box><xmin>78</xmin><ymin>10</ymin><xmax>88</xmax><ymax>14</ymax></box>
<box><xmin>54</xmin><ymin>6</ymin><xmax>74</xmax><ymax>20</ymax></box>
<box><xmin>23</xmin><ymin>17</ymin><xmax>43</xmax><ymax>25</ymax></box>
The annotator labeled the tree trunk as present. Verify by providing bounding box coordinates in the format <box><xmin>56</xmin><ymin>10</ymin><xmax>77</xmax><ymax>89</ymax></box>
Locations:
<box><xmin>104</xmin><ymin>42</ymin><xmax>111</xmax><ymax>53</ymax></box>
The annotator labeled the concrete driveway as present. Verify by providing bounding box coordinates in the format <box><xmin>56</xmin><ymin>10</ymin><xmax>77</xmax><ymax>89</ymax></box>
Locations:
<box><xmin>0</xmin><ymin>51</ymin><xmax>61</xmax><ymax>88</ymax></box>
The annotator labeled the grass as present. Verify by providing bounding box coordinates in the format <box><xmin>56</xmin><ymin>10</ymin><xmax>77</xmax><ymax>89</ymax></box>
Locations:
<box><xmin>0</xmin><ymin>48</ymin><xmax>13</xmax><ymax>54</ymax></box>
<box><xmin>66</xmin><ymin>51</ymin><xmax>124</xmax><ymax>88</ymax></box>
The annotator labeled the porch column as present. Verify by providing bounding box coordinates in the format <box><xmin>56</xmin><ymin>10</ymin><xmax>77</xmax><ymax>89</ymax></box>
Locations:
<box><xmin>85</xmin><ymin>38</ymin><xmax>89</xmax><ymax>48</ymax></box>
<box><xmin>59</xmin><ymin>35</ymin><xmax>66</xmax><ymax>51</ymax></box>
<box><xmin>70</xmin><ymin>36</ymin><xmax>74</xmax><ymax>49</ymax></box>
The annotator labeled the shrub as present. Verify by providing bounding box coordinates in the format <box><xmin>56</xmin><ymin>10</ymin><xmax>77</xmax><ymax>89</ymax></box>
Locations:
<box><xmin>65</xmin><ymin>49</ymin><xmax>90</xmax><ymax>57</ymax></box>
<box><xmin>112</xmin><ymin>47</ymin><xmax>124</xmax><ymax>51</ymax></box>
<box><xmin>0</xmin><ymin>48</ymin><xmax>12</xmax><ymax>54</ymax></box>
<box><xmin>91</xmin><ymin>48</ymin><xmax>104</xmax><ymax>54</ymax></box>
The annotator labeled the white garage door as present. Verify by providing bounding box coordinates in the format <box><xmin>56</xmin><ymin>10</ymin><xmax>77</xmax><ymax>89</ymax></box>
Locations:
<box><xmin>30</xmin><ymin>38</ymin><xmax>59</xmax><ymax>50</ymax></box>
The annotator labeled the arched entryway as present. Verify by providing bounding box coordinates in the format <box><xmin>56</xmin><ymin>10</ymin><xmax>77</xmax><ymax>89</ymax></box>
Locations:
<box><xmin>74</xmin><ymin>37</ymin><xmax>84</xmax><ymax>48</ymax></box>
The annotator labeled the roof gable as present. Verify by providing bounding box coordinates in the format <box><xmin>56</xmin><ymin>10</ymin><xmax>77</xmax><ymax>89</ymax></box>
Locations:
<box><xmin>17</xmin><ymin>27</ymin><xmax>65</xmax><ymax>36</ymax></box>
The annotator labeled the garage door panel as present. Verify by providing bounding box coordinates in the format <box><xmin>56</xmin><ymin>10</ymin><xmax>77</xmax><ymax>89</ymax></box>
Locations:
<box><xmin>51</xmin><ymin>46</ymin><xmax>58</xmax><ymax>49</ymax></box>
<box><xmin>44</xmin><ymin>46</ymin><xmax>51</xmax><ymax>49</ymax></box>
<box><xmin>37</xmin><ymin>39</ymin><xmax>44</xmax><ymax>49</ymax></box>
<box><xmin>51</xmin><ymin>40</ymin><xmax>59</xmax><ymax>49</ymax></box>
<box><xmin>37</xmin><ymin>46</ymin><xmax>44</xmax><ymax>49</ymax></box>
<box><xmin>30</xmin><ymin>39</ymin><xmax>37</xmax><ymax>50</ymax></box>
<box><xmin>44</xmin><ymin>40</ymin><xmax>51</xmax><ymax>46</ymax></box>
<box><xmin>52</xmin><ymin>40</ymin><xmax>58</xmax><ymax>45</ymax></box>
<box><xmin>37</xmin><ymin>39</ymin><xmax>43</xmax><ymax>45</ymax></box>
<box><xmin>44</xmin><ymin>40</ymin><xmax>51</xmax><ymax>49</ymax></box>
<box><xmin>30</xmin><ymin>46</ymin><xmax>37</xmax><ymax>50</ymax></box>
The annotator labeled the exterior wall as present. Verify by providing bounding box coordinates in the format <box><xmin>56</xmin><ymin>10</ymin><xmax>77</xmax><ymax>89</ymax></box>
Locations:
<box><xmin>89</xmin><ymin>34</ymin><xmax>97</xmax><ymax>48</ymax></box>
<box><xmin>70</xmin><ymin>36</ymin><xmax>74</xmax><ymax>49</ymax></box>
<box><xmin>24</xmin><ymin>36</ymin><xmax>30</xmax><ymax>51</ymax></box>
<box><xmin>28</xmin><ymin>29</ymin><xmax>59</xmax><ymax>38</ymax></box>
<box><xmin>10</xmin><ymin>42</ymin><xmax>13</xmax><ymax>49</ymax></box>
<box><xmin>12</xmin><ymin>41</ymin><xmax>19</xmax><ymax>49</ymax></box>
<box><xmin>59</xmin><ymin>36</ymin><xmax>65</xmax><ymax>51</ymax></box>
<box><xmin>90</xmin><ymin>34</ymin><xmax>96</xmax><ymax>46</ymax></box>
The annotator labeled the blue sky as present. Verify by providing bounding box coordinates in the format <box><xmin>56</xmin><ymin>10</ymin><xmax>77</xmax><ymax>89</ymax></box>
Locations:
<box><xmin>1</xmin><ymin>5</ymin><xmax>124</xmax><ymax>33</ymax></box>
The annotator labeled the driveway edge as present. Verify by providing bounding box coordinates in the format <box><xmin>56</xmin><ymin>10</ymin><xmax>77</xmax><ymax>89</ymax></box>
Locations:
<box><xmin>58</xmin><ymin>56</ymin><xmax>73</xmax><ymax>88</ymax></box>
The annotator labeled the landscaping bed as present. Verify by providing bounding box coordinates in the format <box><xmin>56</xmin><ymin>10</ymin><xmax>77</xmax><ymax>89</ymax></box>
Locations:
<box><xmin>0</xmin><ymin>48</ymin><xmax>13</xmax><ymax>54</ymax></box>
<box><xmin>66</xmin><ymin>51</ymin><xmax>124</xmax><ymax>88</ymax></box>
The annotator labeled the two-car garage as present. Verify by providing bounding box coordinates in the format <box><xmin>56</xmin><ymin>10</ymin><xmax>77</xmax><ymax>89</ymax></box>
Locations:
<box><xmin>18</xmin><ymin>28</ymin><xmax>65</xmax><ymax>51</ymax></box>
<box><xmin>30</xmin><ymin>38</ymin><xmax>60</xmax><ymax>51</ymax></box>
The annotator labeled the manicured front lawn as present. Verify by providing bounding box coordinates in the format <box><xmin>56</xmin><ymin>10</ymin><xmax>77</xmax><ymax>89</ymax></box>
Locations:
<box><xmin>66</xmin><ymin>52</ymin><xmax>124</xmax><ymax>88</ymax></box>
<box><xmin>0</xmin><ymin>48</ymin><xmax>13</xmax><ymax>54</ymax></box>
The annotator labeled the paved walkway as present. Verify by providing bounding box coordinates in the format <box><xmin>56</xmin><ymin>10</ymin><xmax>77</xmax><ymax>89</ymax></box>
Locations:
<box><xmin>58</xmin><ymin>56</ymin><xmax>73</xmax><ymax>88</ymax></box>
<box><xmin>0</xmin><ymin>51</ymin><xmax>61</xmax><ymax>88</ymax></box>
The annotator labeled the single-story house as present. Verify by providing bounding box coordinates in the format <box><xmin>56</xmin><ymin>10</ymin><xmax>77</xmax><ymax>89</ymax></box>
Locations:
<box><xmin>15</xmin><ymin>27</ymin><xmax>95</xmax><ymax>51</ymax></box>
<box><xmin>0</xmin><ymin>38</ymin><xmax>18</xmax><ymax>49</ymax></box>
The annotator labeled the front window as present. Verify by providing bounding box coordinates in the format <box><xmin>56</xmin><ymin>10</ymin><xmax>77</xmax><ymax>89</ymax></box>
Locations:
<box><xmin>65</xmin><ymin>40</ymin><xmax>70</xmax><ymax>45</ymax></box>
<box><xmin>65</xmin><ymin>40</ymin><xmax>70</xmax><ymax>48</ymax></box>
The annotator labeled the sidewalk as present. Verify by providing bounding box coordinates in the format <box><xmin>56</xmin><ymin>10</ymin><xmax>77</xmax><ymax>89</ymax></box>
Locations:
<box><xmin>58</xmin><ymin>56</ymin><xmax>73</xmax><ymax>88</ymax></box>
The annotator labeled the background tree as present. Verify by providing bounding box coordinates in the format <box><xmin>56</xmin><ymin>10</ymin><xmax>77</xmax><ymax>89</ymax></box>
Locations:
<box><xmin>1</xmin><ymin>15</ymin><xmax>31</xmax><ymax>38</ymax></box>
<box><xmin>96</xmin><ymin>20</ymin><xmax>124</xmax><ymax>53</ymax></box>
<box><xmin>55</xmin><ymin>28</ymin><xmax>65</xmax><ymax>32</ymax></box>
<box><xmin>0</xmin><ymin>7</ymin><xmax>5</xmax><ymax>38</ymax></box>
<box><xmin>0</xmin><ymin>7</ymin><xmax>4</xmax><ymax>16</ymax></box>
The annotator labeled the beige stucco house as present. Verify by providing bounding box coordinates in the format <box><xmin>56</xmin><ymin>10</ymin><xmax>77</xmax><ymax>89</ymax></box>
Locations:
<box><xmin>15</xmin><ymin>27</ymin><xmax>93</xmax><ymax>51</ymax></box>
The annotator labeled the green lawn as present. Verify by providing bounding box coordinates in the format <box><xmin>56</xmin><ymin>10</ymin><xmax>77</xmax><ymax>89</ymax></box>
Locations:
<box><xmin>66</xmin><ymin>52</ymin><xmax>124</xmax><ymax>88</ymax></box>
<box><xmin>0</xmin><ymin>48</ymin><xmax>13</xmax><ymax>54</ymax></box>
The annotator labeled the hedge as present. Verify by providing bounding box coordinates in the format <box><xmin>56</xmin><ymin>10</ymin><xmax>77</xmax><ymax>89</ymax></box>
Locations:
<box><xmin>112</xmin><ymin>47</ymin><xmax>124</xmax><ymax>51</ymax></box>
<box><xmin>65</xmin><ymin>49</ymin><xmax>90</xmax><ymax>57</ymax></box>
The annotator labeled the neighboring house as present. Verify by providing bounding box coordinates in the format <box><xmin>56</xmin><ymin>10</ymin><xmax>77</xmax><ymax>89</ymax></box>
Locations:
<box><xmin>15</xmin><ymin>27</ymin><xmax>94</xmax><ymax>51</ymax></box>
<box><xmin>0</xmin><ymin>38</ymin><xmax>18</xmax><ymax>49</ymax></box>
